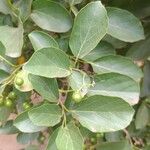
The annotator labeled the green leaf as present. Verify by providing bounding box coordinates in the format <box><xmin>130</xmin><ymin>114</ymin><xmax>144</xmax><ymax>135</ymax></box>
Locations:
<box><xmin>96</xmin><ymin>141</ymin><xmax>132</xmax><ymax>150</ymax></box>
<box><xmin>105</xmin><ymin>131</ymin><xmax>124</xmax><ymax>142</ymax></box>
<box><xmin>88</xmin><ymin>73</ymin><xmax>140</xmax><ymax>105</ymax></box>
<box><xmin>91</xmin><ymin>55</ymin><xmax>143</xmax><ymax>81</ymax></box>
<box><xmin>69</xmin><ymin>1</ymin><xmax>108</xmax><ymax>58</ymax></box>
<box><xmin>30</xmin><ymin>0</ymin><xmax>72</xmax><ymax>33</ymax></box>
<box><xmin>46</xmin><ymin>128</ymin><xmax>59</xmax><ymax>150</ymax></box>
<box><xmin>107</xmin><ymin>7</ymin><xmax>144</xmax><ymax>42</ymax></box>
<box><xmin>28</xmin><ymin>103</ymin><xmax>62</xmax><ymax>127</ymax></box>
<box><xmin>23</xmin><ymin>47</ymin><xmax>71</xmax><ymax>78</ymax></box>
<box><xmin>0</xmin><ymin>106</ymin><xmax>11</xmax><ymax>123</ymax></box>
<box><xmin>17</xmin><ymin>132</ymin><xmax>39</xmax><ymax>144</ymax></box>
<box><xmin>71</xmin><ymin>95</ymin><xmax>134</xmax><ymax>132</ymax></box>
<box><xmin>14</xmin><ymin>111</ymin><xmax>46</xmax><ymax>133</ymax></box>
<box><xmin>28</xmin><ymin>31</ymin><xmax>59</xmax><ymax>51</ymax></box>
<box><xmin>56</xmin><ymin>123</ymin><xmax>84</xmax><ymax>150</ymax></box>
<box><xmin>0</xmin><ymin>120</ymin><xmax>18</xmax><ymax>134</ymax></box>
<box><xmin>14</xmin><ymin>0</ymin><xmax>33</xmax><ymax>22</ymax></box>
<box><xmin>83</xmin><ymin>41</ymin><xmax>116</xmax><ymax>62</ymax></box>
<box><xmin>14</xmin><ymin>70</ymin><xmax>33</xmax><ymax>92</ymax></box>
<box><xmin>103</xmin><ymin>34</ymin><xmax>127</xmax><ymax>49</ymax></box>
<box><xmin>0</xmin><ymin>69</ymin><xmax>9</xmax><ymax>84</ymax></box>
<box><xmin>126</xmin><ymin>35</ymin><xmax>150</xmax><ymax>61</ymax></box>
<box><xmin>141</xmin><ymin>61</ymin><xmax>150</xmax><ymax>97</ymax></box>
<box><xmin>0</xmin><ymin>0</ymin><xmax>12</xmax><ymax>15</ymax></box>
<box><xmin>68</xmin><ymin>70</ymin><xmax>91</xmax><ymax>96</ymax></box>
<box><xmin>0</xmin><ymin>23</ymin><xmax>24</xmax><ymax>58</ymax></box>
<box><xmin>135</xmin><ymin>102</ymin><xmax>150</xmax><ymax>129</ymax></box>
<box><xmin>65</xmin><ymin>0</ymin><xmax>83</xmax><ymax>5</ymax></box>
<box><xmin>29</xmin><ymin>75</ymin><xmax>59</xmax><ymax>102</ymax></box>
<box><xmin>0</xmin><ymin>41</ymin><xmax>6</xmax><ymax>56</ymax></box>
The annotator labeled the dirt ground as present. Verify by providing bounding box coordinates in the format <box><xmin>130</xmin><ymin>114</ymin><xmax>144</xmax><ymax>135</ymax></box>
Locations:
<box><xmin>0</xmin><ymin>134</ymin><xmax>25</xmax><ymax>150</ymax></box>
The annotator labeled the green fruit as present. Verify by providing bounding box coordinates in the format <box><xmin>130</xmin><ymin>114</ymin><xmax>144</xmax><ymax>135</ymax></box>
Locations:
<box><xmin>90</xmin><ymin>137</ymin><xmax>96</xmax><ymax>143</ymax></box>
<box><xmin>72</xmin><ymin>91</ymin><xmax>83</xmax><ymax>103</ymax></box>
<box><xmin>39</xmin><ymin>135</ymin><xmax>45</xmax><ymax>143</ymax></box>
<box><xmin>15</xmin><ymin>77</ymin><xmax>24</xmax><ymax>86</ymax></box>
<box><xmin>4</xmin><ymin>99</ymin><xmax>13</xmax><ymax>107</ymax></box>
<box><xmin>8</xmin><ymin>92</ymin><xmax>17</xmax><ymax>100</ymax></box>
<box><xmin>0</xmin><ymin>96</ymin><xmax>4</xmax><ymax>105</ymax></box>
<box><xmin>96</xmin><ymin>133</ymin><xmax>103</xmax><ymax>138</ymax></box>
<box><xmin>23</xmin><ymin>102</ymin><xmax>31</xmax><ymax>110</ymax></box>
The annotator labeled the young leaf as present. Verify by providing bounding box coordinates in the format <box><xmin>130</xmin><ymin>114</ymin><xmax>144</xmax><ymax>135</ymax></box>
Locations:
<box><xmin>71</xmin><ymin>95</ymin><xmax>134</xmax><ymax>132</ymax></box>
<box><xmin>28</xmin><ymin>103</ymin><xmax>62</xmax><ymax>127</ymax></box>
<box><xmin>14</xmin><ymin>0</ymin><xmax>33</xmax><ymax>22</ymax></box>
<box><xmin>68</xmin><ymin>70</ymin><xmax>91</xmax><ymax>96</ymax></box>
<box><xmin>14</xmin><ymin>111</ymin><xmax>46</xmax><ymax>133</ymax></box>
<box><xmin>28</xmin><ymin>31</ymin><xmax>59</xmax><ymax>51</ymax></box>
<box><xmin>29</xmin><ymin>74</ymin><xmax>59</xmax><ymax>102</ymax></box>
<box><xmin>23</xmin><ymin>47</ymin><xmax>71</xmax><ymax>78</ymax></box>
<box><xmin>46</xmin><ymin>128</ymin><xmax>59</xmax><ymax>150</ymax></box>
<box><xmin>83</xmin><ymin>41</ymin><xmax>115</xmax><ymax>62</ymax></box>
<box><xmin>69</xmin><ymin>1</ymin><xmax>108</xmax><ymax>58</ymax></box>
<box><xmin>56</xmin><ymin>123</ymin><xmax>84</xmax><ymax>150</ymax></box>
<box><xmin>0</xmin><ymin>23</ymin><xmax>24</xmax><ymax>58</ymax></box>
<box><xmin>30</xmin><ymin>0</ymin><xmax>72</xmax><ymax>33</ymax></box>
<box><xmin>107</xmin><ymin>7</ymin><xmax>144</xmax><ymax>42</ymax></box>
<box><xmin>88</xmin><ymin>73</ymin><xmax>140</xmax><ymax>105</ymax></box>
<box><xmin>91</xmin><ymin>55</ymin><xmax>143</xmax><ymax>81</ymax></box>
<box><xmin>96</xmin><ymin>141</ymin><xmax>132</xmax><ymax>150</ymax></box>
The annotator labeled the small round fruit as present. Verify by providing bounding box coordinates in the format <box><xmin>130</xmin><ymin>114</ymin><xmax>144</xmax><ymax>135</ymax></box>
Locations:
<box><xmin>39</xmin><ymin>135</ymin><xmax>46</xmax><ymax>143</ymax></box>
<box><xmin>0</xmin><ymin>96</ymin><xmax>4</xmax><ymax>105</ymax></box>
<box><xmin>15</xmin><ymin>77</ymin><xmax>24</xmax><ymax>86</ymax></box>
<box><xmin>96</xmin><ymin>133</ymin><xmax>104</xmax><ymax>138</ymax></box>
<box><xmin>8</xmin><ymin>92</ymin><xmax>17</xmax><ymax>100</ymax></box>
<box><xmin>23</xmin><ymin>102</ymin><xmax>31</xmax><ymax>110</ymax></box>
<box><xmin>90</xmin><ymin>137</ymin><xmax>96</xmax><ymax>143</ymax></box>
<box><xmin>4</xmin><ymin>99</ymin><xmax>13</xmax><ymax>107</ymax></box>
<box><xmin>72</xmin><ymin>91</ymin><xmax>83</xmax><ymax>103</ymax></box>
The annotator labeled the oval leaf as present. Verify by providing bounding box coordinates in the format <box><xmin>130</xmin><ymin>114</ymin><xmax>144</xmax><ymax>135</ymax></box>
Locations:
<box><xmin>107</xmin><ymin>7</ymin><xmax>144</xmax><ymax>42</ymax></box>
<box><xmin>30</xmin><ymin>0</ymin><xmax>72</xmax><ymax>33</ymax></box>
<box><xmin>0</xmin><ymin>23</ymin><xmax>24</xmax><ymax>58</ymax></box>
<box><xmin>14</xmin><ymin>111</ymin><xmax>46</xmax><ymax>133</ymax></box>
<box><xmin>91</xmin><ymin>55</ymin><xmax>143</xmax><ymax>81</ymax></box>
<box><xmin>83</xmin><ymin>41</ymin><xmax>115</xmax><ymax>62</ymax></box>
<box><xmin>46</xmin><ymin>128</ymin><xmax>59</xmax><ymax>150</ymax></box>
<box><xmin>28</xmin><ymin>31</ymin><xmax>59</xmax><ymax>51</ymax></box>
<box><xmin>23</xmin><ymin>47</ymin><xmax>71</xmax><ymax>78</ymax></box>
<box><xmin>71</xmin><ymin>95</ymin><xmax>134</xmax><ymax>132</ymax></box>
<box><xmin>88</xmin><ymin>73</ymin><xmax>140</xmax><ymax>105</ymax></box>
<box><xmin>29</xmin><ymin>74</ymin><xmax>59</xmax><ymax>102</ymax></box>
<box><xmin>56</xmin><ymin>123</ymin><xmax>84</xmax><ymax>150</ymax></box>
<box><xmin>28</xmin><ymin>103</ymin><xmax>62</xmax><ymax>127</ymax></box>
<box><xmin>69</xmin><ymin>1</ymin><xmax>108</xmax><ymax>58</ymax></box>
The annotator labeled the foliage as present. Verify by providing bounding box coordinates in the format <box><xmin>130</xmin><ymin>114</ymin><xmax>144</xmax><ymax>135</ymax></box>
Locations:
<box><xmin>0</xmin><ymin>0</ymin><xmax>150</xmax><ymax>149</ymax></box>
